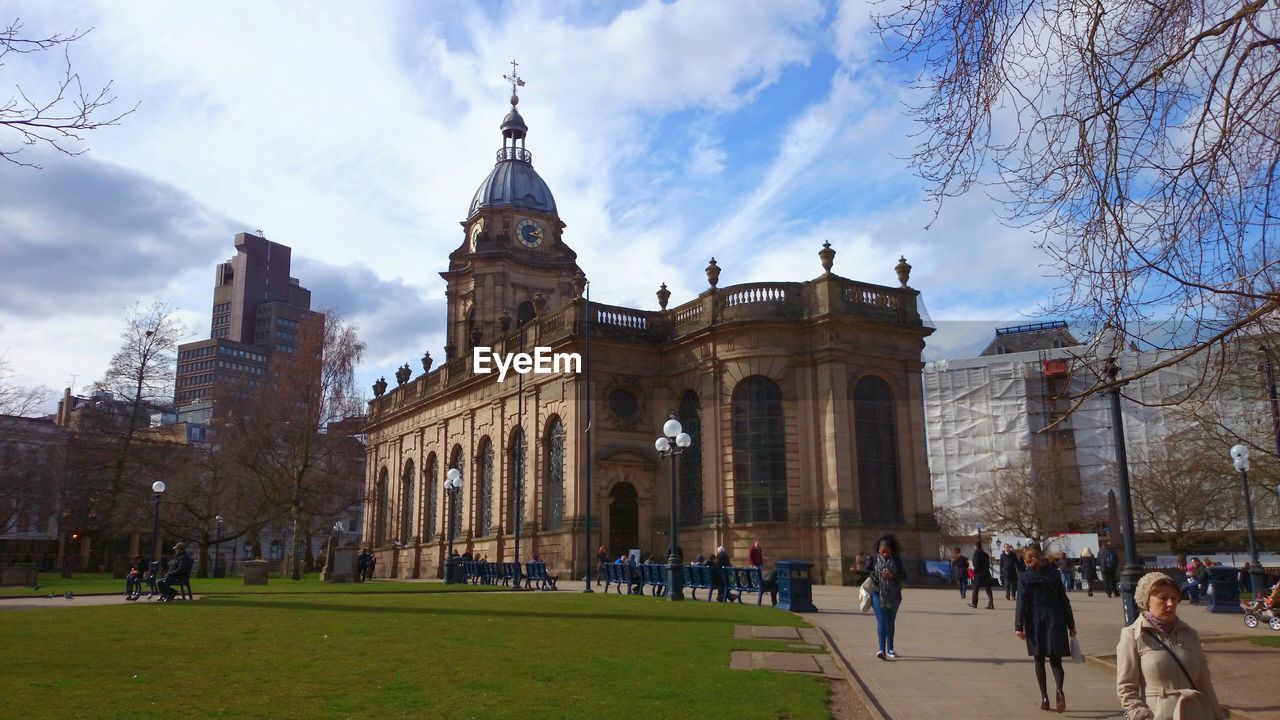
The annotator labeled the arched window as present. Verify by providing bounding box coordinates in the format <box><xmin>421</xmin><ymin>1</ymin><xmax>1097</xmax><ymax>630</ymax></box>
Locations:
<box><xmin>400</xmin><ymin>459</ymin><xmax>415</xmax><ymax>544</ymax></box>
<box><xmin>854</xmin><ymin>376</ymin><xmax>903</xmax><ymax>524</ymax></box>
<box><xmin>509</xmin><ymin>426</ymin><xmax>525</xmax><ymax>534</ymax></box>
<box><xmin>544</xmin><ymin>416</ymin><xmax>565</xmax><ymax>530</ymax></box>
<box><xmin>375</xmin><ymin>467</ymin><xmax>389</xmax><ymax>546</ymax></box>
<box><xmin>678</xmin><ymin>391</ymin><xmax>703</xmax><ymax>526</ymax></box>
<box><xmin>425</xmin><ymin>453</ymin><xmax>438</xmax><ymax>541</ymax></box>
<box><xmin>478</xmin><ymin>437</ymin><xmax>494</xmax><ymax>536</ymax></box>
<box><xmin>449</xmin><ymin>445</ymin><xmax>464</xmax><ymax>541</ymax></box>
<box><xmin>732</xmin><ymin>376</ymin><xmax>787</xmax><ymax>523</ymax></box>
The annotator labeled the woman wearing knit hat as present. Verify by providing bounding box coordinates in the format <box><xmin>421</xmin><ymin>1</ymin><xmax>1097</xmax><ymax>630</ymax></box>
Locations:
<box><xmin>1015</xmin><ymin>545</ymin><xmax>1076</xmax><ymax>712</ymax></box>
<box><xmin>1116</xmin><ymin>572</ymin><xmax>1226</xmax><ymax>719</ymax></box>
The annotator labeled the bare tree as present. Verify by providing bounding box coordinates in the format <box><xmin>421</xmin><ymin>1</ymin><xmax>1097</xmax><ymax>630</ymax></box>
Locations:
<box><xmin>1</xmin><ymin>18</ymin><xmax>136</xmax><ymax>166</ymax></box>
<box><xmin>875</xmin><ymin>0</ymin><xmax>1280</xmax><ymax>389</ymax></box>
<box><xmin>1129</xmin><ymin>434</ymin><xmax>1239</xmax><ymax>563</ymax></box>
<box><xmin>971</xmin><ymin>445</ymin><xmax>1102</xmax><ymax>546</ymax></box>
<box><xmin>220</xmin><ymin>310</ymin><xmax>365</xmax><ymax>580</ymax></box>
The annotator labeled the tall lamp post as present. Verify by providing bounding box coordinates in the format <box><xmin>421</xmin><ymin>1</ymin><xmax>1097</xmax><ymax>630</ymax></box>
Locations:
<box><xmin>445</xmin><ymin>468</ymin><xmax>463</xmax><ymax>584</ymax></box>
<box><xmin>1105</xmin><ymin>358</ymin><xmax>1144</xmax><ymax>625</ymax></box>
<box><xmin>581</xmin><ymin>277</ymin><xmax>594</xmax><ymax>593</ymax></box>
<box><xmin>149</xmin><ymin>481</ymin><xmax>166</xmax><ymax>563</ymax></box>
<box><xmin>213</xmin><ymin>514</ymin><xmax>224</xmax><ymax>578</ymax></box>
<box><xmin>655</xmin><ymin>414</ymin><xmax>691</xmax><ymax>601</ymax></box>
<box><xmin>513</xmin><ymin>316</ymin><xmax>526</xmax><ymax>590</ymax></box>
<box><xmin>1230</xmin><ymin>444</ymin><xmax>1267</xmax><ymax>598</ymax></box>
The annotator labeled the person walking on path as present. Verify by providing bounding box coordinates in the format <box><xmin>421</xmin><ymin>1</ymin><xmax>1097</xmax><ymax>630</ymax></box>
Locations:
<box><xmin>1116</xmin><ymin>572</ymin><xmax>1227</xmax><ymax>720</ymax></box>
<box><xmin>1057</xmin><ymin>551</ymin><xmax>1075</xmax><ymax>592</ymax></box>
<box><xmin>952</xmin><ymin>547</ymin><xmax>970</xmax><ymax>599</ymax></box>
<box><xmin>596</xmin><ymin>545</ymin><xmax>608</xmax><ymax>586</ymax></box>
<box><xmin>1015</xmin><ymin>545</ymin><xmax>1077</xmax><ymax>713</ymax></box>
<box><xmin>1100</xmin><ymin>541</ymin><xmax>1120</xmax><ymax>598</ymax></box>
<box><xmin>863</xmin><ymin>534</ymin><xmax>907</xmax><ymax>660</ymax></box>
<box><xmin>970</xmin><ymin>541</ymin><xmax>995</xmax><ymax>609</ymax></box>
<box><xmin>1000</xmin><ymin>543</ymin><xmax>1024</xmax><ymax>600</ymax></box>
<box><xmin>748</xmin><ymin>539</ymin><xmax>763</xmax><ymax>567</ymax></box>
<box><xmin>1079</xmin><ymin>547</ymin><xmax>1099</xmax><ymax>597</ymax></box>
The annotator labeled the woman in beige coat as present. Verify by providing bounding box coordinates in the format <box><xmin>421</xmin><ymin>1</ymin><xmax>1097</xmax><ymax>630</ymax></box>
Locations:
<box><xmin>1116</xmin><ymin>572</ymin><xmax>1226</xmax><ymax>720</ymax></box>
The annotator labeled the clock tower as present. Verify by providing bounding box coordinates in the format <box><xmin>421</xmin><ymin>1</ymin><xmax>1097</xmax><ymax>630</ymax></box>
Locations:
<box><xmin>442</xmin><ymin>64</ymin><xmax>582</xmax><ymax>359</ymax></box>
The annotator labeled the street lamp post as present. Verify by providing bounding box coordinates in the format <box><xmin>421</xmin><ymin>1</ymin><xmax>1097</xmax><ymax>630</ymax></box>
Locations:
<box><xmin>655</xmin><ymin>414</ymin><xmax>691</xmax><ymax>602</ymax></box>
<box><xmin>445</xmin><ymin>468</ymin><xmax>463</xmax><ymax>584</ymax></box>
<box><xmin>513</xmin><ymin>317</ymin><xmax>526</xmax><ymax>591</ymax></box>
<box><xmin>1230</xmin><ymin>444</ymin><xmax>1267</xmax><ymax>598</ymax></box>
<box><xmin>213</xmin><ymin>514</ymin><xmax>224</xmax><ymax>578</ymax></box>
<box><xmin>150</xmin><ymin>481</ymin><xmax>166</xmax><ymax>564</ymax></box>
<box><xmin>1105</xmin><ymin>358</ymin><xmax>1144</xmax><ymax>625</ymax></box>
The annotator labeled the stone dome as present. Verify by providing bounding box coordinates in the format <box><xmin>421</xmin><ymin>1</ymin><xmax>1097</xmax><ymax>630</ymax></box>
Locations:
<box><xmin>468</xmin><ymin>152</ymin><xmax>558</xmax><ymax>217</ymax></box>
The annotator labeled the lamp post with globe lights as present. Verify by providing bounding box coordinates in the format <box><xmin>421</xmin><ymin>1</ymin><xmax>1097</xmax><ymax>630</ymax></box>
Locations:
<box><xmin>445</xmin><ymin>468</ymin><xmax>463</xmax><ymax>583</ymax></box>
<box><xmin>1230</xmin><ymin>444</ymin><xmax>1266</xmax><ymax>598</ymax></box>
<box><xmin>149</xmin><ymin>481</ymin><xmax>166</xmax><ymax>563</ymax></box>
<box><xmin>655</xmin><ymin>414</ymin><xmax>691</xmax><ymax>601</ymax></box>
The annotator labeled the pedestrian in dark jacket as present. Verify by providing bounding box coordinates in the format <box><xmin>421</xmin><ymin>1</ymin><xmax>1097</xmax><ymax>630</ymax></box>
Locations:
<box><xmin>1057</xmin><ymin>552</ymin><xmax>1074</xmax><ymax>592</ymax></box>
<box><xmin>1078</xmin><ymin>547</ymin><xmax>1098</xmax><ymax>597</ymax></box>
<box><xmin>714</xmin><ymin>546</ymin><xmax>731</xmax><ymax>601</ymax></box>
<box><xmin>748</xmin><ymin>539</ymin><xmax>763</xmax><ymax>567</ymax></box>
<box><xmin>157</xmin><ymin>543</ymin><xmax>193</xmax><ymax>602</ymax></box>
<box><xmin>999</xmin><ymin>544</ymin><xmax>1023</xmax><ymax>599</ymax></box>
<box><xmin>951</xmin><ymin>547</ymin><xmax>970</xmax><ymax>598</ymax></box>
<box><xmin>863</xmin><ymin>534</ymin><xmax>907</xmax><ymax>660</ymax></box>
<box><xmin>1099</xmin><ymin>541</ymin><xmax>1119</xmax><ymax>597</ymax></box>
<box><xmin>1015</xmin><ymin>546</ymin><xmax>1077</xmax><ymax>713</ymax></box>
<box><xmin>970</xmin><ymin>542</ymin><xmax>994</xmax><ymax>609</ymax></box>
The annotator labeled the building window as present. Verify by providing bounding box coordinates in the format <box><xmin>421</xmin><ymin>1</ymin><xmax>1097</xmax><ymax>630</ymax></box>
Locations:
<box><xmin>509</xmin><ymin>426</ymin><xmax>525</xmax><ymax>534</ymax></box>
<box><xmin>449</xmin><ymin>445</ymin><xmax>464</xmax><ymax>541</ymax></box>
<box><xmin>853</xmin><ymin>376</ymin><xmax>903</xmax><ymax>524</ymax></box>
<box><xmin>678</xmin><ymin>391</ymin><xmax>703</xmax><ymax>526</ymax></box>
<box><xmin>375</xmin><ymin>468</ymin><xmax>389</xmax><ymax>546</ymax></box>
<box><xmin>477</xmin><ymin>438</ymin><xmax>494</xmax><ymax>536</ymax></box>
<box><xmin>544</xmin><ymin>417</ymin><xmax>564</xmax><ymax>530</ymax></box>
<box><xmin>400</xmin><ymin>459</ymin><xmax>415</xmax><ymax>544</ymax></box>
<box><xmin>732</xmin><ymin>376</ymin><xmax>787</xmax><ymax>523</ymax></box>
<box><xmin>425</xmin><ymin>453</ymin><xmax>438</xmax><ymax>541</ymax></box>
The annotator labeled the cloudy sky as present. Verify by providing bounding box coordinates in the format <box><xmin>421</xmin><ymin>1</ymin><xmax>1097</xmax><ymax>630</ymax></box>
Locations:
<box><xmin>0</xmin><ymin>1</ymin><xmax>1058</xmax><ymax>412</ymax></box>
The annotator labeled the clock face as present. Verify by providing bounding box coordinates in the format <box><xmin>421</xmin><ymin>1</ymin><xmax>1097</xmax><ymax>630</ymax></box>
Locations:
<box><xmin>516</xmin><ymin>218</ymin><xmax>543</xmax><ymax>248</ymax></box>
<box><xmin>469</xmin><ymin>223</ymin><xmax>483</xmax><ymax>251</ymax></box>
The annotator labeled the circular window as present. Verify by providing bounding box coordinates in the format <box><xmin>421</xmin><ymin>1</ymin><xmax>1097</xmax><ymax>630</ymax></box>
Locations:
<box><xmin>608</xmin><ymin>388</ymin><xmax>638</xmax><ymax>419</ymax></box>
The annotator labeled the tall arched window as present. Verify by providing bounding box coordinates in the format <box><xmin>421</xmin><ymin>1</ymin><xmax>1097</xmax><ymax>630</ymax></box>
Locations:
<box><xmin>732</xmin><ymin>376</ymin><xmax>787</xmax><ymax>523</ymax></box>
<box><xmin>400</xmin><ymin>459</ymin><xmax>415</xmax><ymax>544</ymax></box>
<box><xmin>425</xmin><ymin>452</ymin><xmax>438</xmax><ymax>541</ymax></box>
<box><xmin>449</xmin><ymin>445</ymin><xmax>464</xmax><ymax>541</ymax></box>
<box><xmin>375</xmin><ymin>467</ymin><xmax>389</xmax><ymax>546</ymax></box>
<box><xmin>678</xmin><ymin>391</ymin><xmax>703</xmax><ymax>526</ymax></box>
<box><xmin>544</xmin><ymin>416</ymin><xmax>565</xmax><ymax>530</ymax></box>
<box><xmin>854</xmin><ymin>376</ymin><xmax>903</xmax><ymax>524</ymax></box>
<box><xmin>509</xmin><ymin>427</ymin><xmax>525</xmax><ymax>534</ymax></box>
<box><xmin>478</xmin><ymin>437</ymin><xmax>494</xmax><ymax>536</ymax></box>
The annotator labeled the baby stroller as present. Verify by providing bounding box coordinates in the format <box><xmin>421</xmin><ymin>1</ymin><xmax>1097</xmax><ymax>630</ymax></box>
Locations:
<box><xmin>1240</xmin><ymin>584</ymin><xmax>1280</xmax><ymax>631</ymax></box>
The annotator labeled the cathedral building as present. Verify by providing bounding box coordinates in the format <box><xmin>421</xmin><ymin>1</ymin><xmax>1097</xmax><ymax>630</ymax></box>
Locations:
<box><xmin>362</xmin><ymin>83</ymin><xmax>939</xmax><ymax>584</ymax></box>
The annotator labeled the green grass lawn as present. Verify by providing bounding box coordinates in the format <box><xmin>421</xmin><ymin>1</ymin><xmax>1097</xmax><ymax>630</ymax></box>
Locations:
<box><xmin>1</xmin><ymin>572</ymin><xmax>488</xmax><ymax>597</ymax></box>
<box><xmin>0</xmin><ymin>591</ymin><xmax>829</xmax><ymax>720</ymax></box>
<box><xmin>1248</xmin><ymin>635</ymin><xmax>1280</xmax><ymax>649</ymax></box>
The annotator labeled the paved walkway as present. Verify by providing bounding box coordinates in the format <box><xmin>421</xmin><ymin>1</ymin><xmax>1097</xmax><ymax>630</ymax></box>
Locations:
<box><xmin>805</xmin><ymin>584</ymin><xmax>1274</xmax><ymax>720</ymax></box>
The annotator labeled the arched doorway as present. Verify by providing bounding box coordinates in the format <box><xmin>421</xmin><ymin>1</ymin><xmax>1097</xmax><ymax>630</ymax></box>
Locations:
<box><xmin>608</xmin><ymin>483</ymin><xmax>639</xmax><ymax>559</ymax></box>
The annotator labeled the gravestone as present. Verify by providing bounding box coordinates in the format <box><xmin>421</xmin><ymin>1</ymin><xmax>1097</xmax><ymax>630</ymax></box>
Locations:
<box><xmin>325</xmin><ymin>547</ymin><xmax>356</xmax><ymax>583</ymax></box>
<box><xmin>243</xmin><ymin>559</ymin><xmax>269</xmax><ymax>585</ymax></box>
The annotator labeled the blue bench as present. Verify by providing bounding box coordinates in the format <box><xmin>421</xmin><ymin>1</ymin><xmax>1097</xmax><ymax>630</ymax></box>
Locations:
<box><xmin>523</xmin><ymin>561</ymin><xmax>557</xmax><ymax>590</ymax></box>
<box><xmin>603</xmin><ymin>563</ymin><xmax>638</xmax><ymax>594</ymax></box>
<box><xmin>682</xmin><ymin>564</ymin><xmax>716</xmax><ymax>600</ymax></box>
<box><xmin>638</xmin><ymin>563</ymin><xmax>667</xmax><ymax>595</ymax></box>
<box><xmin>722</xmin><ymin>566</ymin><xmax>766</xmax><ymax>605</ymax></box>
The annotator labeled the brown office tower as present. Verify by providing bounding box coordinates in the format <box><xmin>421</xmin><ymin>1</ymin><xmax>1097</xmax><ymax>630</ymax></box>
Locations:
<box><xmin>174</xmin><ymin>232</ymin><xmax>320</xmax><ymax>423</ymax></box>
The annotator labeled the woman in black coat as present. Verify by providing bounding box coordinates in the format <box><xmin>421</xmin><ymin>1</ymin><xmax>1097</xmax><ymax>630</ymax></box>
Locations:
<box><xmin>1015</xmin><ymin>546</ymin><xmax>1076</xmax><ymax>712</ymax></box>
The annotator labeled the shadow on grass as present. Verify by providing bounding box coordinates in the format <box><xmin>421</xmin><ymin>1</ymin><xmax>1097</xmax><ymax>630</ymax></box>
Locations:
<box><xmin>203</xmin><ymin>596</ymin><xmax>771</xmax><ymax>624</ymax></box>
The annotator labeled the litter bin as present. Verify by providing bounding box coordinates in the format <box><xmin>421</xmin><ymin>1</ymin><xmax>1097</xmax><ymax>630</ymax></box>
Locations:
<box><xmin>1206</xmin><ymin>566</ymin><xmax>1240</xmax><ymax>613</ymax></box>
<box><xmin>775</xmin><ymin>560</ymin><xmax>817</xmax><ymax>612</ymax></box>
<box><xmin>445</xmin><ymin>557</ymin><xmax>464</xmax><ymax>584</ymax></box>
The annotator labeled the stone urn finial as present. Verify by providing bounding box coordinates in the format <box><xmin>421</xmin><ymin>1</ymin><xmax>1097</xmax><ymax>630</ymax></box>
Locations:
<box><xmin>656</xmin><ymin>283</ymin><xmax>671</xmax><ymax>311</ymax></box>
<box><xmin>421</xmin><ymin>350</ymin><xmax>433</xmax><ymax>374</ymax></box>
<box><xmin>395</xmin><ymin>363</ymin><xmax>412</xmax><ymax>386</ymax></box>
<box><xmin>572</xmin><ymin>269</ymin><xmax>588</xmax><ymax>299</ymax></box>
<box><xmin>444</xmin><ymin>343</ymin><xmax>455</xmax><ymax>361</ymax></box>
<box><xmin>372</xmin><ymin>377</ymin><xmax>387</xmax><ymax>397</ymax></box>
<box><xmin>499</xmin><ymin>310</ymin><xmax>511</xmax><ymax>333</ymax></box>
<box><xmin>705</xmin><ymin>257</ymin><xmax>720</xmax><ymax>290</ymax></box>
<box><xmin>895</xmin><ymin>255</ymin><xmax>912</xmax><ymax>287</ymax></box>
<box><xmin>532</xmin><ymin>291</ymin><xmax>547</xmax><ymax>316</ymax></box>
<box><xmin>819</xmin><ymin>241</ymin><xmax>835</xmax><ymax>274</ymax></box>
<box><xmin>469</xmin><ymin>323</ymin><xmax>482</xmax><ymax>348</ymax></box>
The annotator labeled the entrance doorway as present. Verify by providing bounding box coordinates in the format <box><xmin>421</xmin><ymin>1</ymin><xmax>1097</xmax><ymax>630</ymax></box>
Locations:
<box><xmin>608</xmin><ymin>483</ymin><xmax>638</xmax><ymax>559</ymax></box>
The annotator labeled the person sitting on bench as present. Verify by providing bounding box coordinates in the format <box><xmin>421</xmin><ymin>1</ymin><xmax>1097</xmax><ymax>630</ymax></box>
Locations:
<box><xmin>157</xmin><ymin>542</ymin><xmax>193</xmax><ymax>602</ymax></box>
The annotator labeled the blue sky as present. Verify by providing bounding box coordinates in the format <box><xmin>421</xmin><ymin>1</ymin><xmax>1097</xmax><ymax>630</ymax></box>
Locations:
<box><xmin>0</xmin><ymin>0</ymin><xmax>1060</xmax><ymax>410</ymax></box>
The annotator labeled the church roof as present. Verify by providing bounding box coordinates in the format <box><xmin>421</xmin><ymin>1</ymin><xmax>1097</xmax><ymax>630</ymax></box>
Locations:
<box><xmin>468</xmin><ymin>149</ymin><xmax>558</xmax><ymax>217</ymax></box>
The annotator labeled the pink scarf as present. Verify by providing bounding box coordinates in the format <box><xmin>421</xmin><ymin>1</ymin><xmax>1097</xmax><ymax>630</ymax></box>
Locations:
<box><xmin>1142</xmin><ymin>611</ymin><xmax>1178</xmax><ymax>639</ymax></box>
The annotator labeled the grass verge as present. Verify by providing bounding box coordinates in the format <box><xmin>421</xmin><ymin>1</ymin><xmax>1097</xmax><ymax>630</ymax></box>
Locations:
<box><xmin>1</xmin><ymin>572</ymin><xmax>490</xmax><ymax>597</ymax></box>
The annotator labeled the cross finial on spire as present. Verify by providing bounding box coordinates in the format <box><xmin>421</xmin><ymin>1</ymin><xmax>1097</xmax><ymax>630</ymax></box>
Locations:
<box><xmin>504</xmin><ymin>59</ymin><xmax>525</xmax><ymax>105</ymax></box>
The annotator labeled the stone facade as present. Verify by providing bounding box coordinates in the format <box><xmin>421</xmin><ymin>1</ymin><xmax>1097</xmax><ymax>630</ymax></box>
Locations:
<box><xmin>362</xmin><ymin>93</ymin><xmax>939</xmax><ymax>584</ymax></box>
